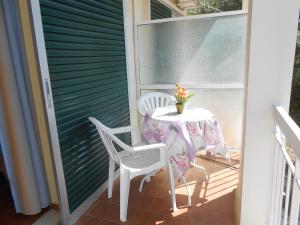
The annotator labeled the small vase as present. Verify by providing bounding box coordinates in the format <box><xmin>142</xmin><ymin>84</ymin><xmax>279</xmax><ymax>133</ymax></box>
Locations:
<box><xmin>176</xmin><ymin>103</ymin><xmax>184</xmax><ymax>114</ymax></box>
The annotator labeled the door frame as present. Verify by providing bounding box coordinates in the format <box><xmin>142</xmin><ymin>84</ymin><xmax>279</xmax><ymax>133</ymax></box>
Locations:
<box><xmin>29</xmin><ymin>0</ymin><xmax>138</xmax><ymax>224</ymax></box>
<box><xmin>30</xmin><ymin>1</ymin><xmax>70</xmax><ymax>224</ymax></box>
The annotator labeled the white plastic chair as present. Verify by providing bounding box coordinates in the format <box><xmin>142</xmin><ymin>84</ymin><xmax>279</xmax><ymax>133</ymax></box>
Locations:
<box><xmin>137</xmin><ymin>92</ymin><xmax>208</xmax><ymax>205</ymax></box>
<box><xmin>89</xmin><ymin>117</ymin><xmax>177</xmax><ymax>222</ymax></box>
<box><xmin>136</xmin><ymin>92</ymin><xmax>176</xmax><ymax>189</ymax></box>
<box><xmin>137</xmin><ymin>92</ymin><xmax>176</xmax><ymax>116</ymax></box>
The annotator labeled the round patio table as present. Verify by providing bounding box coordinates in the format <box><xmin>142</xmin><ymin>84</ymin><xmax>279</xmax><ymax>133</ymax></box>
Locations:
<box><xmin>150</xmin><ymin>105</ymin><xmax>214</xmax><ymax>122</ymax></box>
<box><xmin>142</xmin><ymin>105</ymin><xmax>228</xmax><ymax>177</ymax></box>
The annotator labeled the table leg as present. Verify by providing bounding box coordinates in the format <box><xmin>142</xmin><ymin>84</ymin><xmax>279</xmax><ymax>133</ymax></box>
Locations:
<box><xmin>167</xmin><ymin>160</ymin><xmax>177</xmax><ymax>211</ymax></box>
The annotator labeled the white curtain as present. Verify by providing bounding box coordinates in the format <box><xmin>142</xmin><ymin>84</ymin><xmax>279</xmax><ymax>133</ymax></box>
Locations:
<box><xmin>0</xmin><ymin>0</ymin><xmax>50</xmax><ymax>215</ymax></box>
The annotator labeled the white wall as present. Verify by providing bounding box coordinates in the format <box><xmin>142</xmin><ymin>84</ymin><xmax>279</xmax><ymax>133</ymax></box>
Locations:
<box><xmin>240</xmin><ymin>0</ymin><xmax>299</xmax><ymax>225</ymax></box>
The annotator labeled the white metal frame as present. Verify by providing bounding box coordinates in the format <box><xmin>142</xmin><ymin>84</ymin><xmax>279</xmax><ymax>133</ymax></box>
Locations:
<box><xmin>135</xmin><ymin>10</ymin><xmax>248</xmax><ymax>104</ymax></box>
<box><xmin>123</xmin><ymin>0</ymin><xmax>140</xmax><ymax>144</ymax></box>
<box><xmin>30</xmin><ymin>1</ymin><xmax>70</xmax><ymax>224</ymax></box>
<box><xmin>137</xmin><ymin>9</ymin><xmax>247</xmax><ymax>25</ymax></box>
<box><xmin>140</xmin><ymin>83</ymin><xmax>244</xmax><ymax>90</ymax></box>
<box><xmin>29</xmin><ymin>0</ymin><xmax>140</xmax><ymax>224</ymax></box>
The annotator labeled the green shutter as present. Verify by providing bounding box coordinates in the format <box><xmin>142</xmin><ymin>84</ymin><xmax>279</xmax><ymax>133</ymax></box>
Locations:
<box><xmin>151</xmin><ymin>0</ymin><xmax>172</xmax><ymax>20</ymax></box>
<box><xmin>40</xmin><ymin>0</ymin><xmax>130</xmax><ymax>213</ymax></box>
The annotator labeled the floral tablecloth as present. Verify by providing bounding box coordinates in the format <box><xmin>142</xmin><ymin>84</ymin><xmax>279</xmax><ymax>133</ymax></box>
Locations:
<box><xmin>142</xmin><ymin>106</ymin><xmax>228</xmax><ymax>177</ymax></box>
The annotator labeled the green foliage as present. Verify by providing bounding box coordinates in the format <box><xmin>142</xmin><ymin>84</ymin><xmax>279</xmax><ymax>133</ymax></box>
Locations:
<box><xmin>175</xmin><ymin>93</ymin><xmax>194</xmax><ymax>104</ymax></box>
<box><xmin>187</xmin><ymin>0</ymin><xmax>242</xmax><ymax>15</ymax></box>
<box><xmin>289</xmin><ymin>30</ymin><xmax>300</xmax><ymax>126</ymax></box>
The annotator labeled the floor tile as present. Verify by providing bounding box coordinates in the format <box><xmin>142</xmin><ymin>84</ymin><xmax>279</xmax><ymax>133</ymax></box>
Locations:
<box><xmin>141</xmin><ymin>183</ymin><xmax>171</xmax><ymax>199</ymax></box>
<box><xmin>148</xmin><ymin>197</ymin><xmax>178</xmax><ymax>214</ymax></box>
<box><xmin>185</xmin><ymin>207</ymin><xmax>235</xmax><ymax>225</ymax></box>
<box><xmin>99</xmin><ymin>219</ymin><xmax>120</xmax><ymax>225</ymax></box>
<box><xmin>162</xmin><ymin>216</ymin><xmax>206</xmax><ymax>225</ymax></box>
<box><xmin>88</xmin><ymin>201</ymin><xmax>120</xmax><ymax>223</ymax></box>
<box><xmin>78</xmin><ymin>153</ymin><xmax>240</xmax><ymax>225</ymax></box>
<box><xmin>128</xmin><ymin>193</ymin><xmax>155</xmax><ymax>210</ymax></box>
<box><xmin>74</xmin><ymin>215</ymin><xmax>100</xmax><ymax>225</ymax></box>
<box><xmin>125</xmin><ymin>208</ymin><xmax>164</xmax><ymax>225</ymax></box>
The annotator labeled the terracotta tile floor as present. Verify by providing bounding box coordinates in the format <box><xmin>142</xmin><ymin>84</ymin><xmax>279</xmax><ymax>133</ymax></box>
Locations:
<box><xmin>75</xmin><ymin>152</ymin><xmax>240</xmax><ymax>225</ymax></box>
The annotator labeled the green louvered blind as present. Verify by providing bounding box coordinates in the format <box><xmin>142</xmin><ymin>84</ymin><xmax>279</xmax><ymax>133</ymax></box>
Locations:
<box><xmin>151</xmin><ymin>0</ymin><xmax>172</xmax><ymax>20</ymax></box>
<box><xmin>40</xmin><ymin>0</ymin><xmax>130</xmax><ymax>213</ymax></box>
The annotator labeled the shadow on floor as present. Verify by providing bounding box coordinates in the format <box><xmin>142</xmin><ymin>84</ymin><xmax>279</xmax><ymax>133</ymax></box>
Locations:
<box><xmin>75</xmin><ymin>152</ymin><xmax>240</xmax><ymax>225</ymax></box>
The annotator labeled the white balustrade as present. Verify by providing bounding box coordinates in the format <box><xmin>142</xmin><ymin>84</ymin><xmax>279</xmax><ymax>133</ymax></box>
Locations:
<box><xmin>270</xmin><ymin>106</ymin><xmax>300</xmax><ymax>225</ymax></box>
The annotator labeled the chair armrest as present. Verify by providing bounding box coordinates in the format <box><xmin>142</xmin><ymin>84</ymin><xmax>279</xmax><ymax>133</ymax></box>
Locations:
<box><xmin>110</xmin><ymin>126</ymin><xmax>132</xmax><ymax>134</ymax></box>
<box><xmin>110</xmin><ymin>126</ymin><xmax>141</xmax><ymax>135</ymax></box>
<box><xmin>132</xmin><ymin>143</ymin><xmax>167</xmax><ymax>152</ymax></box>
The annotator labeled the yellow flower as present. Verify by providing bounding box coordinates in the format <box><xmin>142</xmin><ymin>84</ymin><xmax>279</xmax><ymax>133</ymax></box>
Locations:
<box><xmin>175</xmin><ymin>82</ymin><xmax>193</xmax><ymax>103</ymax></box>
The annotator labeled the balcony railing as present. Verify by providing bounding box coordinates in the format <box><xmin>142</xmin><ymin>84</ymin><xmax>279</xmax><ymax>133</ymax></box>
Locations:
<box><xmin>270</xmin><ymin>106</ymin><xmax>300</xmax><ymax>225</ymax></box>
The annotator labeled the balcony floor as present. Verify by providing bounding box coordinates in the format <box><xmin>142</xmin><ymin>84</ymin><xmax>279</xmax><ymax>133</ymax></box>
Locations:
<box><xmin>75</xmin><ymin>152</ymin><xmax>240</xmax><ymax>225</ymax></box>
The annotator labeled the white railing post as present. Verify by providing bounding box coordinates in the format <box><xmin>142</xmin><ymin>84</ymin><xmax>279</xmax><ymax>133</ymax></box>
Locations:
<box><xmin>276</xmin><ymin>152</ymin><xmax>285</xmax><ymax>225</ymax></box>
<box><xmin>289</xmin><ymin>158</ymin><xmax>300</xmax><ymax>225</ymax></box>
<box><xmin>282</xmin><ymin>168</ymin><xmax>292</xmax><ymax>225</ymax></box>
<box><xmin>270</xmin><ymin>141</ymin><xmax>281</xmax><ymax>225</ymax></box>
<box><xmin>270</xmin><ymin>139</ymin><xmax>286</xmax><ymax>225</ymax></box>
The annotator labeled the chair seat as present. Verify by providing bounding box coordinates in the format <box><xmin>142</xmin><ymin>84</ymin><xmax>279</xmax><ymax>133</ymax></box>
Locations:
<box><xmin>119</xmin><ymin>142</ymin><xmax>160</xmax><ymax>169</ymax></box>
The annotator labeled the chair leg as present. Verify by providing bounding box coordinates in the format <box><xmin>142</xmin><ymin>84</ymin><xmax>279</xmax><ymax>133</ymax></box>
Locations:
<box><xmin>120</xmin><ymin>167</ymin><xmax>130</xmax><ymax>222</ymax></box>
<box><xmin>191</xmin><ymin>159</ymin><xmax>208</xmax><ymax>181</ymax></box>
<box><xmin>139</xmin><ymin>176</ymin><xmax>147</xmax><ymax>192</ymax></box>
<box><xmin>182</xmin><ymin>175</ymin><xmax>192</xmax><ymax>206</ymax></box>
<box><xmin>139</xmin><ymin>170</ymin><xmax>159</xmax><ymax>192</ymax></box>
<box><xmin>108</xmin><ymin>157</ymin><xmax>115</xmax><ymax>199</ymax></box>
<box><xmin>167</xmin><ymin>161</ymin><xmax>177</xmax><ymax>211</ymax></box>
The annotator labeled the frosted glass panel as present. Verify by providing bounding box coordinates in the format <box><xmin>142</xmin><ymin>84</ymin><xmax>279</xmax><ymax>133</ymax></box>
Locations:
<box><xmin>141</xmin><ymin>89</ymin><xmax>243</xmax><ymax>148</ymax></box>
<box><xmin>138</xmin><ymin>14</ymin><xmax>247</xmax><ymax>85</ymax></box>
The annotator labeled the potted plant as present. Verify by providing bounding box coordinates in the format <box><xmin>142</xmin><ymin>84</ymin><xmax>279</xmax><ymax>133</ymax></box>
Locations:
<box><xmin>175</xmin><ymin>83</ymin><xmax>193</xmax><ymax>114</ymax></box>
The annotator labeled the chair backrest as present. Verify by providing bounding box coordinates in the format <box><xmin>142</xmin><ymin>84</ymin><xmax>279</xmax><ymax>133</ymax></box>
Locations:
<box><xmin>137</xmin><ymin>92</ymin><xmax>176</xmax><ymax>116</ymax></box>
<box><xmin>89</xmin><ymin>117</ymin><xmax>130</xmax><ymax>165</ymax></box>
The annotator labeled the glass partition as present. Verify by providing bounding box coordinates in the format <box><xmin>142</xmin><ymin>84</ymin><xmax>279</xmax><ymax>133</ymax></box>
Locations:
<box><xmin>137</xmin><ymin>13</ymin><xmax>247</xmax><ymax>148</ymax></box>
<box><xmin>138</xmin><ymin>14</ymin><xmax>247</xmax><ymax>85</ymax></box>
